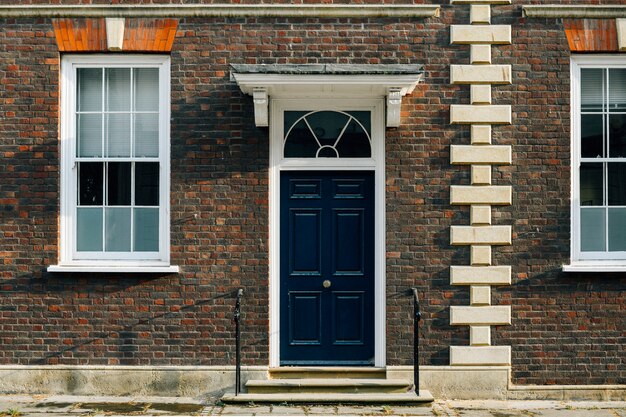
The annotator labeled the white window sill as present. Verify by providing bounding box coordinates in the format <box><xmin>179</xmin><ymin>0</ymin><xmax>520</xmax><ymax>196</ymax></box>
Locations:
<box><xmin>562</xmin><ymin>263</ymin><xmax>626</xmax><ymax>273</ymax></box>
<box><xmin>47</xmin><ymin>265</ymin><xmax>180</xmax><ymax>273</ymax></box>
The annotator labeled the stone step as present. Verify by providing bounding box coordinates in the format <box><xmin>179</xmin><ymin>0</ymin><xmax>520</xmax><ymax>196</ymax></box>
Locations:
<box><xmin>246</xmin><ymin>378</ymin><xmax>411</xmax><ymax>394</ymax></box>
<box><xmin>269</xmin><ymin>367</ymin><xmax>386</xmax><ymax>379</ymax></box>
<box><xmin>221</xmin><ymin>390</ymin><xmax>434</xmax><ymax>404</ymax></box>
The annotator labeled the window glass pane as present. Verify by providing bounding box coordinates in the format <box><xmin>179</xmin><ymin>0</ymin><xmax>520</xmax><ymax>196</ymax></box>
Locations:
<box><xmin>284</xmin><ymin>118</ymin><xmax>319</xmax><ymax>158</ymax></box>
<box><xmin>77</xmin><ymin>208</ymin><xmax>103</xmax><ymax>251</ymax></box>
<box><xmin>134</xmin><ymin>113</ymin><xmax>159</xmax><ymax>157</ymax></box>
<box><xmin>285</xmin><ymin>111</ymin><xmax>308</xmax><ymax>133</ymax></box>
<box><xmin>609</xmin><ymin>114</ymin><xmax>626</xmax><ymax>158</ymax></box>
<box><xmin>105</xmin><ymin>207</ymin><xmax>131</xmax><ymax>251</ymax></box>
<box><xmin>580</xmin><ymin>163</ymin><xmax>603</xmax><ymax>206</ymax></box>
<box><xmin>106</xmin><ymin>113</ymin><xmax>131</xmax><ymax>157</ymax></box>
<box><xmin>134</xmin><ymin>208</ymin><xmax>159</xmax><ymax>251</ymax></box>
<box><xmin>608</xmin><ymin>163</ymin><xmax>626</xmax><ymax>205</ymax></box>
<box><xmin>581</xmin><ymin>68</ymin><xmax>604</xmax><ymax>111</ymax></box>
<box><xmin>77</xmin><ymin>68</ymin><xmax>102</xmax><ymax>112</ymax></box>
<box><xmin>350</xmin><ymin>111</ymin><xmax>371</xmax><ymax>136</ymax></box>
<box><xmin>284</xmin><ymin>111</ymin><xmax>371</xmax><ymax>158</ymax></box>
<box><xmin>335</xmin><ymin>119</ymin><xmax>371</xmax><ymax>157</ymax></box>
<box><xmin>608</xmin><ymin>208</ymin><xmax>626</xmax><ymax>251</ymax></box>
<box><xmin>107</xmin><ymin>162</ymin><xmax>131</xmax><ymax>206</ymax></box>
<box><xmin>580</xmin><ymin>208</ymin><xmax>606</xmax><ymax>252</ymax></box>
<box><xmin>609</xmin><ymin>69</ymin><xmax>626</xmax><ymax>112</ymax></box>
<box><xmin>79</xmin><ymin>162</ymin><xmax>103</xmax><ymax>206</ymax></box>
<box><xmin>77</xmin><ymin>114</ymin><xmax>102</xmax><ymax>157</ymax></box>
<box><xmin>306</xmin><ymin>111</ymin><xmax>350</xmax><ymax>146</ymax></box>
<box><xmin>581</xmin><ymin>114</ymin><xmax>604</xmax><ymax>158</ymax></box>
<box><xmin>134</xmin><ymin>68</ymin><xmax>159</xmax><ymax>112</ymax></box>
<box><xmin>135</xmin><ymin>162</ymin><xmax>159</xmax><ymax>206</ymax></box>
<box><xmin>106</xmin><ymin>68</ymin><xmax>130</xmax><ymax>112</ymax></box>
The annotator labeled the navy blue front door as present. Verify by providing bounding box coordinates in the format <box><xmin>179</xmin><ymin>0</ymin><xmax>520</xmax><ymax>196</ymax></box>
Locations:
<box><xmin>280</xmin><ymin>171</ymin><xmax>375</xmax><ymax>365</ymax></box>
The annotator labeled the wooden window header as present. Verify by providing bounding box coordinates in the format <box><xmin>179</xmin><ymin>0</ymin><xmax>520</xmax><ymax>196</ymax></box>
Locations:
<box><xmin>52</xmin><ymin>18</ymin><xmax>178</xmax><ymax>53</ymax></box>
<box><xmin>564</xmin><ymin>19</ymin><xmax>619</xmax><ymax>53</ymax></box>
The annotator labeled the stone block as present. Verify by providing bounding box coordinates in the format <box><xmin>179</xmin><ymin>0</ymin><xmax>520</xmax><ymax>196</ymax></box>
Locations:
<box><xmin>471</xmin><ymin>44</ymin><xmax>491</xmax><ymax>64</ymax></box>
<box><xmin>450</xmin><ymin>346</ymin><xmax>511</xmax><ymax>366</ymax></box>
<box><xmin>450</xmin><ymin>25</ymin><xmax>511</xmax><ymax>45</ymax></box>
<box><xmin>450</xmin><ymin>306</ymin><xmax>510</xmax><ymax>325</ymax></box>
<box><xmin>470</xmin><ymin>205</ymin><xmax>491</xmax><ymax>225</ymax></box>
<box><xmin>470</xmin><ymin>5</ymin><xmax>491</xmax><ymax>24</ymax></box>
<box><xmin>450</xmin><ymin>265</ymin><xmax>511</xmax><ymax>285</ymax></box>
<box><xmin>451</xmin><ymin>65</ymin><xmax>511</xmax><ymax>84</ymax></box>
<box><xmin>470</xmin><ymin>285</ymin><xmax>491</xmax><ymax>305</ymax></box>
<box><xmin>450</xmin><ymin>105</ymin><xmax>511</xmax><ymax>124</ymax></box>
<box><xmin>470</xmin><ymin>325</ymin><xmax>491</xmax><ymax>345</ymax></box>
<box><xmin>451</xmin><ymin>225</ymin><xmax>511</xmax><ymax>245</ymax></box>
<box><xmin>471</xmin><ymin>125</ymin><xmax>491</xmax><ymax>144</ymax></box>
<box><xmin>451</xmin><ymin>145</ymin><xmax>511</xmax><ymax>165</ymax></box>
<box><xmin>450</xmin><ymin>185</ymin><xmax>512</xmax><ymax>205</ymax></box>
<box><xmin>618</xmin><ymin>19</ymin><xmax>626</xmax><ymax>51</ymax></box>
<box><xmin>471</xmin><ymin>85</ymin><xmax>492</xmax><ymax>104</ymax></box>
<box><xmin>471</xmin><ymin>165</ymin><xmax>491</xmax><ymax>185</ymax></box>
<box><xmin>470</xmin><ymin>245</ymin><xmax>492</xmax><ymax>265</ymax></box>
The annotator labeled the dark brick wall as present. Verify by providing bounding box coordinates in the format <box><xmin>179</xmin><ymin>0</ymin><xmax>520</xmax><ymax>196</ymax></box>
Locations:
<box><xmin>0</xmin><ymin>1</ymin><xmax>624</xmax><ymax>386</ymax></box>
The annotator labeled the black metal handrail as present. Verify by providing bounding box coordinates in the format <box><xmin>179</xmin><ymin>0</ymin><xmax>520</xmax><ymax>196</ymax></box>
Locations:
<box><xmin>234</xmin><ymin>288</ymin><xmax>244</xmax><ymax>396</ymax></box>
<box><xmin>412</xmin><ymin>287</ymin><xmax>421</xmax><ymax>396</ymax></box>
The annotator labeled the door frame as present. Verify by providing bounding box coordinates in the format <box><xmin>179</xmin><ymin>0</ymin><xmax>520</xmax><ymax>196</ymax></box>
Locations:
<box><xmin>269</xmin><ymin>98</ymin><xmax>386</xmax><ymax>367</ymax></box>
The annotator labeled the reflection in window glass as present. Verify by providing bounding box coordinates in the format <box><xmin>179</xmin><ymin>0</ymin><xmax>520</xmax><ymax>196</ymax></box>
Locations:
<box><xmin>77</xmin><ymin>208</ymin><xmax>103</xmax><ymax>252</ymax></box>
<box><xmin>107</xmin><ymin>162</ymin><xmax>131</xmax><ymax>206</ymax></box>
<box><xmin>609</xmin><ymin>68</ymin><xmax>626</xmax><ymax>112</ymax></box>
<box><xmin>580</xmin><ymin>163</ymin><xmax>603</xmax><ymax>206</ymax></box>
<box><xmin>105</xmin><ymin>207</ymin><xmax>131</xmax><ymax>252</ymax></box>
<box><xmin>608</xmin><ymin>163</ymin><xmax>626</xmax><ymax>206</ymax></box>
<box><xmin>79</xmin><ymin>162</ymin><xmax>103</xmax><ymax>206</ymax></box>
<box><xmin>608</xmin><ymin>208</ymin><xmax>626</xmax><ymax>251</ymax></box>
<box><xmin>581</xmin><ymin>68</ymin><xmax>604</xmax><ymax>111</ymax></box>
<box><xmin>135</xmin><ymin>163</ymin><xmax>160</xmax><ymax>206</ymax></box>
<box><xmin>609</xmin><ymin>114</ymin><xmax>626</xmax><ymax>158</ymax></box>
<box><xmin>581</xmin><ymin>114</ymin><xmax>603</xmax><ymax>158</ymax></box>
<box><xmin>580</xmin><ymin>208</ymin><xmax>606</xmax><ymax>252</ymax></box>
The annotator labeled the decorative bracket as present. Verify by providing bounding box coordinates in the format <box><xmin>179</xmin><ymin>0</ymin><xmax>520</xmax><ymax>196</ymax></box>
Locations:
<box><xmin>252</xmin><ymin>88</ymin><xmax>269</xmax><ymax>127</ymax></box>
<box><xmin>386</xmin><ymin>88</ymin><xmax>403</xmax><ymax>128</ymax></box>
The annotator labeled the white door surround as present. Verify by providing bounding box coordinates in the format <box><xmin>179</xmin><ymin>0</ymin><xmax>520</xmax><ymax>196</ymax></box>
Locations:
<box><xmin>231</xmin><ymin>65</ymin><xmax>423</xmax><ymax>367</ymax></box>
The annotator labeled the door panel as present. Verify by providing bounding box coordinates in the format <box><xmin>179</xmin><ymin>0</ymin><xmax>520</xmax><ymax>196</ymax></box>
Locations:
<box><xmin>289</xmin><ymin>210</ymin><xmax>321</xmax><ymax>275</ymax></box>
<box><xmin>333</xmin><ymin>209</ymin><xmax>365</xmax><ymax>275</ymax></box>
<box><xmin>332</xmin><ymin>292</ymin><xmax>365</xmax><ymax>344</ymax></box>
<box><xmin>289</xmin><ymin>292</ymin><xmax>322</xmax><ymax>345</ymax></box>
<box><xmin>280</xmin><ymin>171</ymin><xmax>375</xmax><ymax>365</ymax></box>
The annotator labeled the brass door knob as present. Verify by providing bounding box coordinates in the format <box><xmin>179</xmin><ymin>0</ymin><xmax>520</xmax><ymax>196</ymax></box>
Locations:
<box><xmin>323</xmin><ymin>280</ymin><xmax>331</xmax><ymax>288</ymax></box>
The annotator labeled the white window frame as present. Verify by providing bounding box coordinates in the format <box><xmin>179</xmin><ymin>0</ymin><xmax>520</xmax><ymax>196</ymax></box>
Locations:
<box><xmin>48</xmin><ymin>54</ymin><xmax>177</xmax><ymax>273</ymax></box>
<box><xmin>565</xmin><ymin>55</ymin><xmax>626</xmax><ymax>272</ymax></box>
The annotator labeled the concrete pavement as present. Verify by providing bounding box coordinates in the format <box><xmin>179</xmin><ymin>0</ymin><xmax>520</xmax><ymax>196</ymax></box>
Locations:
<box><xmin>0</xmin><ymin>395</ymin><xmax>624</xmax><ymax>416</ymax></box>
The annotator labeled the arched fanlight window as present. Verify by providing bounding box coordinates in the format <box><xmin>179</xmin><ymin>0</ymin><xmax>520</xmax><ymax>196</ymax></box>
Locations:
<box><xmin>283</xmin><ymin>110</ymin><xmax>371</xmax><ymax>158</ymax></box>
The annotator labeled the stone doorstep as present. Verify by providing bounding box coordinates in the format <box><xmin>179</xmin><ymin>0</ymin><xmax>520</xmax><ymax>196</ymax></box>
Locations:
<box><xmin>269</xmin><ymin>367</ymin><xmax>387</xmax><ymax>379</ymax></box>
<box><xmin>220</xmin><ymin>390</ymin><xmax>434</xmax><ymax>404</ymax></box>
<box><xmin>246</xmin><ymin>378</ymin><xmax>412</xmax><ymax>394</ymax></box>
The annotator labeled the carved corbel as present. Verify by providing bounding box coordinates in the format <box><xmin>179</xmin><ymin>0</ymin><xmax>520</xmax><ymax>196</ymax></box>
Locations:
<box><xmin>386</xmin><ymin>88</ymin><xmax>403</xmax><ymax>128</ymax></box>
<box><xmin>253</xmin><ymin>88</ymin><xmax>269</xmax><ymax>127</ymax></box>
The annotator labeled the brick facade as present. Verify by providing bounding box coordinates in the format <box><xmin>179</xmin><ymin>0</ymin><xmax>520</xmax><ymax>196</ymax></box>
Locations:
<box><xmin>0</xmin><ymin>1</ymin><xmax>624</xmax><ymax>388</ymax></box>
